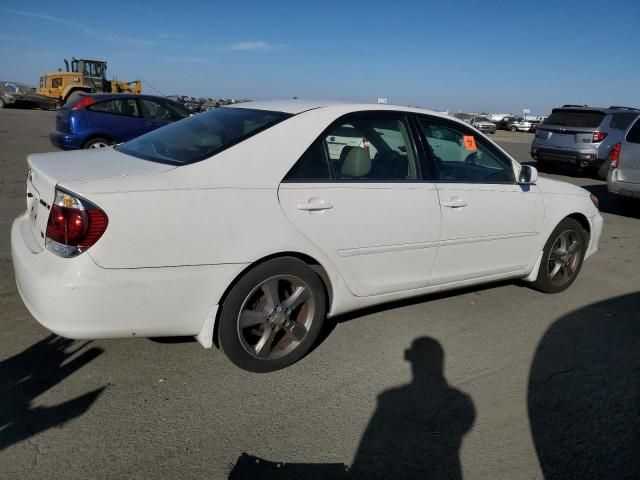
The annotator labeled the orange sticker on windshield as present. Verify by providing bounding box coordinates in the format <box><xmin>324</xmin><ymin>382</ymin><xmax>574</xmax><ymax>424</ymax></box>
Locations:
<box><xmin>463</xmin><ymin>136</ymin><xmax>477</xmax><ymax>151</ymax></box>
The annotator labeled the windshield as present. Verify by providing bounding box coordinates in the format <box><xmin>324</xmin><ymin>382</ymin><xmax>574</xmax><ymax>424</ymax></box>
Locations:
<box><xmin>117</xmin><ymin>107</ymin><xmax>292</xmax><ymax>165</ymax></box>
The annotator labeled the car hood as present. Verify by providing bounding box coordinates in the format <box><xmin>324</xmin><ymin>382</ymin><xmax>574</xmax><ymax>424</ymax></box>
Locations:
<box><xmin>28</xmin><ymin>147</ymin><xmax>175</xmax><ymax>185</ymax></box>
<box><xmin>535</xmin><ymin>176</ymin><xmax>590</xmax><ymax>197</ymax></box>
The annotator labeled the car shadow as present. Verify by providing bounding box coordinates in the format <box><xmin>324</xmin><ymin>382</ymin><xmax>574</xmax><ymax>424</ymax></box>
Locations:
<box><xmin>228</xmin><ymin>337</ymin><xmax>475</xmax><ymax>479</ymax></box>
<box><xmin>528</xmin><ymin>292</ymin><xmax>640</xmax><ymax>478</ymax></box>
<box><xmin>0</xmin><ymin>334</ymin><xmax>105</xmax><ymax>450</ymax></box>
<box><xmin>581</xmin><ymin>184</ymin><xmax>640</xmax><ymax>219</ymax></box>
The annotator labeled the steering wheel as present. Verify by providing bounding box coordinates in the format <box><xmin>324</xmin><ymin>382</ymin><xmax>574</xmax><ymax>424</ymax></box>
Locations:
<box><xmin>464</xmin><ymin>152</ymin><xmax>478</xmax><ymax>165</ymax></box>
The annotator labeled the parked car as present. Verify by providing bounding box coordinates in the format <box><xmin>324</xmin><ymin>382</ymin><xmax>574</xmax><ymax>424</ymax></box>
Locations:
<box><xmin>494</xmin><ymin>115</ymin><xmax>519</xmax><ymax>130</ymax></box>
<box><xmin>49</xmin><ymin>93</ymin><xmax>191</xmax><ymax>149</ymax></box>
<box><xmin>12</xmin><ymin>101</ymin><xmax>602</xmax><ymax>372</ymax></box>
<box><xmin>531</xmin><ymin>105</ymin><xmax>640</xmax><ymax>178</ymax></box>
<box><xmin>510</xmin><ymin>119</ymin><xmax>538</xmax><ymax>132</ymax></box>
<box><xmin>469</xmin><ymin>116</ymin><xmax>497</xmax><ymax>134</ymax></box>
<box><xmin>0</xmin><ymin>82</ymin><xmax>57</xmax><ymax>110</ymax></box>
<box><xmin>607</xmin><ymin>115</ymin><xmax>640</xmax><ymax>201</ymax></box>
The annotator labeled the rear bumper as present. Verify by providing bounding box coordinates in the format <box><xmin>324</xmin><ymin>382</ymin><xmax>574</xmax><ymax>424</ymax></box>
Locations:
<box><xmin>586</xmin><ymin>212</ymin><xmax>603</xmax><ymax>260</ymax></box>
<box><xmin>608</xmin><ymin>169</ymin><xmax>640</xmax><ymax>198</ymax></box>
<box><xmin>49</xmin><ymin>131</ymin><xmax>83</xmax><ymax>150</ymax></box>
<box><xmin>11</xmin><ymin>212</ymin><xmax>247</xmax><ymax>340</ymax></box>
<box><xmin>531</xmin><ymin>147</ymin><xmax>604</xmax><ymax>168</ymax></box>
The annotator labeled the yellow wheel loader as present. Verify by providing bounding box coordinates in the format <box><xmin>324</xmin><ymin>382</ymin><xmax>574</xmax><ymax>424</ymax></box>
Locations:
<box><xmin>37</xmin><ymin>58</ymin><xmax>142</xmax><ymax>105</ymax></box>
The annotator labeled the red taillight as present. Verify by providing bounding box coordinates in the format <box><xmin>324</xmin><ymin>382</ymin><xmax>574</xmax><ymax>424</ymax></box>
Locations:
<box><xmin>609</xmin><ymin>143</ymin><xmax>622</xmax><ymax>169</ymax></box>
<box><xmin>45</xmin><ymin>189</ymin><xmax>108</xmax><ymax>257</ymax></box>
<box><xmin>72</xmin><ymin>96</ymin><xmax>95</xmax><ymax>110</ymax></box>
<box><xmin>592</xmin><ymin>131</ymin><xmax>607</xmax><ymax>143</ymax></box>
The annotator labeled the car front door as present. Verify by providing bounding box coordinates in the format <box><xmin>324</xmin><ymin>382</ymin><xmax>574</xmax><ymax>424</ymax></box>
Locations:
<box><xmin>416</xmin><ymin>115</ymin><xmax>544</xmax><ymax>285</ymax></box>
<box><xmin>278</xmin><ymin>112</ymin><xmax>441</xmax><ymax>297</ymax></box>
<box><xmin>618</xmin><ymin>118</ymin><xmax>640</xmax><ymax>184</ymax></box>
<box><xmin>140</xmin><ymin>98</ymin><xmax>189</xmax><ymax>133</ymax></box>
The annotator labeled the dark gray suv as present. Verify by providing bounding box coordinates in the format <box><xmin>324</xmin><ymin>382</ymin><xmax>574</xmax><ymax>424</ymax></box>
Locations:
<box><xmin>531</xmin><ymin>105</ymin><xmax>640</xmax><ymax>178</ymax></box>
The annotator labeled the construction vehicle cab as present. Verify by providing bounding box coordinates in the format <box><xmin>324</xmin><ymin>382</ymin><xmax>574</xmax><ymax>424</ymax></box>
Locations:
<box><xmin>37</xmin><ymin>57</ymin><xmax>142</xmax><ymax>105</ymax></box>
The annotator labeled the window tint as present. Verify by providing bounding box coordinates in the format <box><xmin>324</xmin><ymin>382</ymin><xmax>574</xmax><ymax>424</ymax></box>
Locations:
<box><xmin>117</xmin><ymin>107</ymin><xmax>291</xmax><ymax>165</ymax></box>
<box><xmin>326</xmin><ymin>117</ymin><xmax>418</xmax><ymax>181</ymax></box>
<box><xmin>141</xmin><ymin>98</ymin><xmax>188</xmax><ymax>122</ymax></box>
<box><xmin>284</xmin><ymin>140</ymin><xmax>331</xmax><ymax>181</ymax></box>
<box><xmin>543</xmin><ymin>109</ymin><xmax>605</xmax><ymax>128</ymax></box>
<box><xmin>611</xmin><ymin>113</ymin><xmax>639</xmax><ymax>131</ymax></box>
<box><xmin>627</xmin><ymin>119</ymin><xmax>640</xmax><ymax>144</ymax></box>
<box><xmin>88</xmin><ymin>98</ymin><xmax>141</xmax><ymax>117</ymax></box>
<box><xmin>418</xmin><ymin>118</ymin><xmax>515</xmax><ymax>183</ymax></box>
<box><xmin>284</xmin><ymin>115</ymin><xmax>420</xmax><ymax>182</ymax></box>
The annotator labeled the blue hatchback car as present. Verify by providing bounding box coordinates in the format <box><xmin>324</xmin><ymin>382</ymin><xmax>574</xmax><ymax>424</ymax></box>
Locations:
<box><xmin>50</xmin><ymin>93</ymin><xmax>191</xmax><ymax>149</ymax></box>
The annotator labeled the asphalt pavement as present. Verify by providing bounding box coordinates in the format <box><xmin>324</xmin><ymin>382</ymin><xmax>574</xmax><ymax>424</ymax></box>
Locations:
<box><xmin>1</xmin><ymin>109</ymin><xmax>639</xmax><ymax>479</ymax></box>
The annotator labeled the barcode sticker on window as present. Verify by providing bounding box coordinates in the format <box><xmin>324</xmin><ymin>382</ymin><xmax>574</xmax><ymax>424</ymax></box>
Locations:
<box><xmin>463</xmin><ymin>136</ymin><xmax>477</xmax><ymax>151</ymax></box>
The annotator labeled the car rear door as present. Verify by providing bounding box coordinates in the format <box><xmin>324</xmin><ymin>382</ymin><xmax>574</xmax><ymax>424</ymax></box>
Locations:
<box><xmin>618</xmin><ymin>118</ymin><xmax>640</xmax><ymax>184</ymax></box>
<box><xmin>416</xmin><ymin>115</ymin><xmax>544</xmax><ymax>284</ymax></box>
<box><xmin>278</xmin><ymin>112</ymin><xmax>441</xmax><ymax>297</ymax></box>
<box><xmin>86</xmin><ymin>98</ymin><xmax>147</xmax><ymax>141</ymax></box>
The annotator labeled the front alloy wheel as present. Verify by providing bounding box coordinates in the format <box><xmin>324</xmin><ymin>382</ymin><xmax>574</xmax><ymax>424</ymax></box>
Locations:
<box><xmin>532</xmin><ymin>218</ymin><xmax>587</xmax><ymax>293</ymax></box>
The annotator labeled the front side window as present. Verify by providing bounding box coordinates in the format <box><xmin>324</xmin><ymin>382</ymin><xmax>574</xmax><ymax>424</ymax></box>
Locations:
<box><xmin>418</xmin><ymin>118</ymin><xmax>515</xmax><ymax>183</ymax></box>
<box><xmin>626</xmin><ymin>118</ymin><xmax>640</xmax><ymax>144</ymax></box>
<box><xmin>141</xmin><ymin>99</ymin><xmax>188</xmax><ymax>122</ymax></box>
<box><xmin>285</xmin><ymin>115</ymin><xmax>419</xmax><ymax>182</ymax></box>
<box><xmin>88</xmin><ymin>99</ymin><xmax>141</xmax><ymax>117</ymax></box>
<box><xmin>117</xmin><ymin>107</ymin><xmax>291</xmax><ymax>165</ymax></box>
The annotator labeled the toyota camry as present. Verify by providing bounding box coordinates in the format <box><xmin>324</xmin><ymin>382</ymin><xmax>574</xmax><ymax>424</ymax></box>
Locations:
<box><xmin>11</xmin><ymin>100</ymin><xmax>603</xmax><ymax>372</ymax></box>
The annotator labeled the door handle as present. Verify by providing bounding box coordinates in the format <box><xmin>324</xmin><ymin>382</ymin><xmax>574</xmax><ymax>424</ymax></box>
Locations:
<box><xmin>442</xmin><ymin>197</ymin><xmax>468</xmax><ymax>208</ymax></box>
<box><xmin>297</xmin><ymin>199</ymin><xmax>333</xmax><ymax>211</ymax></box>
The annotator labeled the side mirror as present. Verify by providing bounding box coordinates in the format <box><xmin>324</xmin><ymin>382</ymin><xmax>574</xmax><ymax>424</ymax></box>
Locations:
<box><xmin>519</xmin><ymin>165</ymin><xmax>538</xmax><ymax>184</ymax></box>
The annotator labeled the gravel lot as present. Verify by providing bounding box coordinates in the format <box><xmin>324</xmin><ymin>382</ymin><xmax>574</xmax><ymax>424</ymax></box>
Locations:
<box><xmin>1</xmin><ymin>109</ymin><xmax>639</xmax><ymax>479</ymax></box>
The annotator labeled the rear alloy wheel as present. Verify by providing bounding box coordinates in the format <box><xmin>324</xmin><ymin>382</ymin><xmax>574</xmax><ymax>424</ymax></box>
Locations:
<box><xmin>218</xmin><ymin>258</ymin><xmax>326</xmax><ymax>372</ymax></box>
<box><xmin>84</xmin><ymin>138</ymin><xmax>112</xmax><ymax>149</ymax></box>
<box><xmin>510</xmin><ymin>126</ymin><xmax>517</xmax><ymax>132</ymax></box>
<box><xmin>532</xmin><ymin>218</ymin><xmax>587</xmax><ymax>293</ymax></box>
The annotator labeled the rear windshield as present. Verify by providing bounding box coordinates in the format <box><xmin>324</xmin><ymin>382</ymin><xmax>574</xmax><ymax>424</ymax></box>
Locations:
<box><xmin>543</xmin><ymin>109</ymin><xmax>605</xmax><ymax>128</ymax></box>
<box><xmin>116</xmin><ymin>107</ymin><xmax>292</xmax><ymax>165</ymax></box>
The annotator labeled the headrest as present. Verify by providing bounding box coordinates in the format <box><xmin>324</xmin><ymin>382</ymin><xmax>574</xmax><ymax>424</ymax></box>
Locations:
<box><xmin>340</xmin><ymin>146</ymin><xmax>371</xmax><ymax>178</ymax></box>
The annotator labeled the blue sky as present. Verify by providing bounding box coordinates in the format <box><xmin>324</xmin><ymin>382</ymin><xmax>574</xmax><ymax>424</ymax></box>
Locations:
<box><xmin>0</xmin><ymin>0</ymin><xmax>638</xmax><ymax>115</ymax></box>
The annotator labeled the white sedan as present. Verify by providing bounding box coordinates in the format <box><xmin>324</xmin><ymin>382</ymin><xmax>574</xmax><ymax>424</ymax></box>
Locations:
<box><xmin>12</xmin><ymin>100</ymin><xmax>603</xmax><ymax>372</ymax></box>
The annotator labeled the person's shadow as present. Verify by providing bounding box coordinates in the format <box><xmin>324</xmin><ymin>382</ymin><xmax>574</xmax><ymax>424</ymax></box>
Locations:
<box><xmin>528</xmin><ymin>292</ymin><xmax>640</xmax><ymax>479</ymax></box>
<box><xmin>229</xmin><ymin>337</ymin><xmax>476</xmax><ymax>479</ymax></box>
<box><xmin>0</xmin><ymin>334</ymin><xmax>105</xmax><ymax>450</ymax></box>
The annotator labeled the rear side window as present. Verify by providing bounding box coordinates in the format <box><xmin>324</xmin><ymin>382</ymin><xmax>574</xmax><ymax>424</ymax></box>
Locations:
<box><xmin>610</xmin><ymin>113</ymin><xmax>639</xmax><ymax>130</ymax></box>
<box><xmin>627</xmin><ymin>119</ymin><xmax>640</xmax><ymax>144</ymax></box>
<box><xmin>284</xmin><ymin>114</ymin><xmax>420</xmax><ymax>182</ymax></box>
<box><xmin>88</xmin><ymin>99</ymin><xmax>141</xmax><ymax>117</ymax></box>
<box><xmin>543</xmin><ymin>109</ymin><xmax>605</xmax><ymax>128</ymax></box>
<box><xmin>117</xmin><ymin>107</ymin><xmax>291</xmax><ymax>165</ymax></box>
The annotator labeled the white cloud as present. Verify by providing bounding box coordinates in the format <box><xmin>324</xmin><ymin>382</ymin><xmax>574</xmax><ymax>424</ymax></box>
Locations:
<box><xmin>0</xmin><ymin>7</ymin><xmax>157</xmax><ymax>48</ymax></box>
<box><xmin>225</xmin><ymin>41</ymin><xmax>286</xmax><ymax>51</ymax></box>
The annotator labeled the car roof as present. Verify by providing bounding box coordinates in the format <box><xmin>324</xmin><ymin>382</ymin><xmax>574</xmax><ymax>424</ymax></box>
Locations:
<box><xmin>225</xmin><ymin>99</ymin><xmax>458</xmax><ymax>121</ymax></box>
<box><xmin>552</xmin><ymin>105</ymin><xmax>640</xmax><ymax>114</ymax></box>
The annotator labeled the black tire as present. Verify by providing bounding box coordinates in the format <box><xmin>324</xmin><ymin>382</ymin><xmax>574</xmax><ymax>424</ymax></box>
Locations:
<box><xmin>0</xmin><ymin>99</ymin><xmax>4</xmax><ymax>109</ymax></box>
<box><xmin>218</xmin><ymin>257</ymin><xmax>327</xmax><ymax>372</ymax></box>
<box><xmin>83</xmin><ymin>137</ymin><xmax>112</xmax><ymax>149</ymax></box>
<box><xmin>532</xmin><ymin>218</ymin><xmax>587</xmax><ymax>294</ymax></box>
<box><xmin>595</xmin><ymin>161</ymin><xmax>609</xmax><ymax>180</ymax></box>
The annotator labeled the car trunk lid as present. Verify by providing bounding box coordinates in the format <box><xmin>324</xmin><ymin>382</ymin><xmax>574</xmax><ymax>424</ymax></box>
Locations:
<box><xmin>25</xmin><ymin>148</ymin><xmax>175</xmax><ymax>248</ymax></box>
